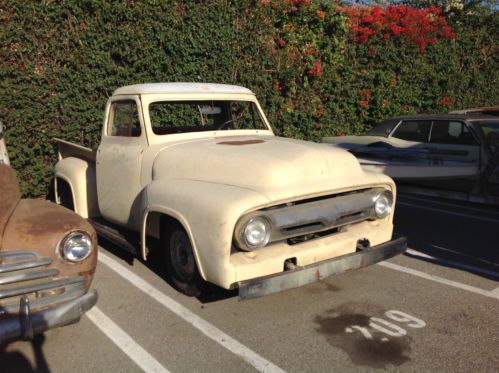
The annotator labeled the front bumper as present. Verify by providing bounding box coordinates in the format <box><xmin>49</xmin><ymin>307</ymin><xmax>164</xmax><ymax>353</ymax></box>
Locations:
<box><xmin>238</xmin><ymin>236</ymin><xmax>406</xmax><ymax>299</ymax></box>
<box><xmin>0</xmin><ymin>289</ymin><xmax>98</xmax><ymax>345</ymax></box>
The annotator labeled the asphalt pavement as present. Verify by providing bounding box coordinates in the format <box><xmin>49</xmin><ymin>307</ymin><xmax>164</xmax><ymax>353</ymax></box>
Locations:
<box><xmin>2</xmin><ymin>193</ymin><xmax>498</xmax><ymax>372</ymax></box>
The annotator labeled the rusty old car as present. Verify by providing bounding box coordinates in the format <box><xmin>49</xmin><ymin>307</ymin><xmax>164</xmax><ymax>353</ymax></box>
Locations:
<box><xmin>0</xmin><ymin>157</ymin><xmax>98</xmax><ymax>344</ymax></box>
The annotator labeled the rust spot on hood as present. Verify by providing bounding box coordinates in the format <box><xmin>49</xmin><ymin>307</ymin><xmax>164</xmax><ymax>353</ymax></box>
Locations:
<box><xmin>217</xmin><ymin>139</ymin><xmax>264</xmax><ymax>146</ymax></box>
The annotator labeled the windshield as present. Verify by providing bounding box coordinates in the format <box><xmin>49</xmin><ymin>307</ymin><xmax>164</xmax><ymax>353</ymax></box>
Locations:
<box><xmin>148</xmin><ymin>100</ymin><xmax>268</xmax><ymax>135</ymax></box>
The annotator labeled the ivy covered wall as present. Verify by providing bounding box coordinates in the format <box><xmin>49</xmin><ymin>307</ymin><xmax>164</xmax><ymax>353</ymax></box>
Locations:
<box><xmin>0</xmin><ymin>1</ymin><xmax>497</xmax><ymax>196</ymax></box>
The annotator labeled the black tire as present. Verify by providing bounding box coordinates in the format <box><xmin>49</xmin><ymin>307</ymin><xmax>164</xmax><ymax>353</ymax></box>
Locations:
<box><xmin>162</xmin><ymin>222</ymin><xmax>203</xmax><ymax>297</ymax></box>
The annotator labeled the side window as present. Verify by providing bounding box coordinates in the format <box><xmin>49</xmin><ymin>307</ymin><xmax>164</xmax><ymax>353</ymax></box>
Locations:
<box><xmin>391</xmin><ymin>121</ymin><xmax>432</xmax><ymax>142</ymax></box>
<box><xmin>430</xmin><ymin>121</ymin><xmax>477</xmax><ymax>145</ymax></box>
<box><xmin>108</xmin><ymin>101</ymin><xmax>141</xmax><ymax>137</ymax></box>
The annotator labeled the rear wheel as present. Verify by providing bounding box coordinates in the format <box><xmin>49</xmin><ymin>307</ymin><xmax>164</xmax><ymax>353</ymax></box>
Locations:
<box><xmin>162</xmin><ymin>222</ymin><xmax>203</xmax><ymax>296</ymax></box>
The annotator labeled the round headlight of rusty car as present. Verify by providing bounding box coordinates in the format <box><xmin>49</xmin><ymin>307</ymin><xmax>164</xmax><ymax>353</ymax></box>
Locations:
<box><xmin>374</xmin><ymin>191</ymin><xmax>393</xmax><ymax>219</ymax></box>
<box><xmin>60</xmin><ymin>231</ymin><xmax>93</xmax><ymax>262</ymax></box>
<box><xmin>242</xmin><ymin>216</ymin><xmax>271</xmax><ymax>250</ymax></box>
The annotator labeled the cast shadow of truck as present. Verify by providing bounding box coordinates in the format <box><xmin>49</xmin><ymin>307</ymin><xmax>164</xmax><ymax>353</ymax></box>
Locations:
<box><xmin>393</xmin><ymin>200</ymin><xmax>499</xmax><ymax>281</ymax></box>
<box><xmin>99</xmin><ymin>236</ymin><xmax>238</xmax><ymax>303</ymax></box>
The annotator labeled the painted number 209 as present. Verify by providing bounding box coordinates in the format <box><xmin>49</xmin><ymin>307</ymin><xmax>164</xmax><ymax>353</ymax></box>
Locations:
<box><xmin>346</xmin><ymin>310</ymin><xmax>426</xmax><ymax>340</ymax></box>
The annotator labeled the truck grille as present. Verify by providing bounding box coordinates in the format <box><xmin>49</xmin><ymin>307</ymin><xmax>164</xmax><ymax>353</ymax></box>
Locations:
<box><xmin>0</xmin><ymin>250</ymin><xmax>86</xmax><ymax>316</ymax></box>
<box><xmin>262</xmin><ymin>188</ymin><xmax>385</xmax><ymax>243</ymax></box>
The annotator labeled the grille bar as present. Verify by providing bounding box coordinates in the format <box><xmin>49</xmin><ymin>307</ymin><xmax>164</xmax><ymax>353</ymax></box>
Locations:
<box><xmin>0</xmin><ymin>277</ymin><xmax>83</xmax><ymax>299</ymax></box>
<box><xmin>0</xmin><ymin>258</ymin><xmax>52</xmax><ymax>274</ymax></box>
<box><xmin>0</xmin><ymin>268</ymin><xmax>60</xmax><ymax>286</ymax></box>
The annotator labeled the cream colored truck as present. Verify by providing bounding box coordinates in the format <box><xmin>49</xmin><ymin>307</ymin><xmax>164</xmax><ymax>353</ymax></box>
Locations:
<box><xmin>54</xmin><ymin>83</ymin><xmax>406</xmax><ymax>298</ymax></box>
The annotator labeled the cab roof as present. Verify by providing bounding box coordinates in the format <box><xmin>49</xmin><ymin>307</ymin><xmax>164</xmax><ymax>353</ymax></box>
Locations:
<box><xmin>113</xmin><ymin>83</ymin><xmax>254</xmax><ymax>96</ymax></box>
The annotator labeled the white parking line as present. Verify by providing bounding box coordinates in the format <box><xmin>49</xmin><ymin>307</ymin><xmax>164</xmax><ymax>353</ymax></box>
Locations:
<box><xmin>397</xmin><ymin>201</ymin><xmax>499</xmax><ymax>223</ymax></box>
<box><xmin>405</xmin><ymin>248</ymin><xmax>499</xmax><ymax>279</ymax></box>
<box><xmin>86</xmin><ymin>307</ymin><xmax>170</xmax><ymax>373</ymax></box>
<box><xmin>378</xmin><ymin>261</ymin><xmax>499</xmax><ymax>300</ymax></box>
<box><xmin>98</xmin><ymin>251</ymin><xmax>286</xmax><ymax>373</ymax></box>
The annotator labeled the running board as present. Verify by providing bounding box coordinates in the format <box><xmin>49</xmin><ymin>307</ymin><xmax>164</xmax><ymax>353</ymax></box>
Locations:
<box><xmin>88</xmin><ymin>218</ymin><xmax>140</xmax><ymax>255</ymax></box>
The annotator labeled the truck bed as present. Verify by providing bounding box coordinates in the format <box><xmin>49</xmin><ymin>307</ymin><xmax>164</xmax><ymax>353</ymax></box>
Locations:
<box><xmin>54</xmin><ymin>138</ymin><xmax>96</xmax><ymax>162</ymax></box>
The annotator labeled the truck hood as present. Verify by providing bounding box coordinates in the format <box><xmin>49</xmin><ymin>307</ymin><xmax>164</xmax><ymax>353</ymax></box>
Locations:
<box><xmin>152</xmin><ymin>136</ymin><xmax>383</xmax><ymax>202</ymax></box>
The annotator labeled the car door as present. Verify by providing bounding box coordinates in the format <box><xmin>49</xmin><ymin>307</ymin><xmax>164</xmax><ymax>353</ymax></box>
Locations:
<box><xmin>426</xmin><ymin>120</ymin><xmax>481</xmax><ymax>165</ymax></box>
<box><xmin>96</xmin><ymin>96</ymin><xmax>147</xmax><ymax>229</ymax></box>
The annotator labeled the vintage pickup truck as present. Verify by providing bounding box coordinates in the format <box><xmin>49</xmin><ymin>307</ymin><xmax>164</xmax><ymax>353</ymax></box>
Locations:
<box><xmin>54</xmin><ymin>83</ymin><xmax>406</xmax><ymax>298</ymax></box>
<box><xmin>0</xmin><ymin>137</ymin><xmax>97</xmax><ymax>344</ymax></box>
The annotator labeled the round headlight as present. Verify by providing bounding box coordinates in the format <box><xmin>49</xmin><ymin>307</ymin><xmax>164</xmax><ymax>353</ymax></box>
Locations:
<box><xmin>60</xmin><ymin>231</ymin><xmax>93</xmax><ymax>262</ymax></box>
<box><xmin>374</xmin><ymin>191</ymin><xmax>393</xmax><ymax>219</ymax></box>
<box><xmin>242</xmin><ymin>216</ymin><xmax>271</xmax><ymax>249</ymax></box>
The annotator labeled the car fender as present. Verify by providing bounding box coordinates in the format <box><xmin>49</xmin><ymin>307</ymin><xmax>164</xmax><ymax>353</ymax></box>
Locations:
<box><xmin>141</xmin><ymin>178</ymin><xmax>270</xmax><ymax>287</ymax></box>
<box><xmin>54</xmin><ymin>157</ymin><xmax>99</xmax><ymax>218</ymax></box>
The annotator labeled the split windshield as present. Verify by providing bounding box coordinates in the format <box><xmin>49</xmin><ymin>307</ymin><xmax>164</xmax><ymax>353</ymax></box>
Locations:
<box><xmin>148</xmin><ymin>100</ymin><xmax>267</xmax><ymax>135</ymax></box>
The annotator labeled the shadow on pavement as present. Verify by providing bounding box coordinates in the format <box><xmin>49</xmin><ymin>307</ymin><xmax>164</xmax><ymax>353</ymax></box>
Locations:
<box><xmin>98</xmin><ymin>236</ymin><xmax>238</xmax><ymax>304</ymax></box>
<box><xmin>394</xmin><ymin>200</ymin><xmax>499</xmax><ymax>281</ymax></box>
<box><xmin>0</xmin><ymin>334</ymin><xmax>50</xmax><ymax>373</ymax></box>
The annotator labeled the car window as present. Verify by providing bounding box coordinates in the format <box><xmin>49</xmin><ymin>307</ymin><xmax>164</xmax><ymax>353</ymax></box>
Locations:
<box><xmin>108</xmin><ymin>100</ymin><xmax>141</xmax><ymax>137</ymax></box>
<box><xmin>478</xmin><ymin>122</ymin><xmax>499</xmax><ymax>137</ymax></box>
<box><xmin>149</xmin><ymin>100</ymin><xmax>267</xmax><ymax>135</ymax></box>
<box><xmin>429</xmin><ymin>121</ymin><xmax>477</xmax><ymax>145</ymax></box>
<box><xmin>391</xmin><ymin>120</ymin><xmax>432</xmax><ymax>142</ymax></box>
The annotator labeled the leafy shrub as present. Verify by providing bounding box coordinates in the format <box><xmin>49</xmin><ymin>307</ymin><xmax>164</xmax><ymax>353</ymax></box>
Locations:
<box><xmin>0</xmin><ymin>0</ymin><xmax>497</xmax><ymax>196</ymax></box>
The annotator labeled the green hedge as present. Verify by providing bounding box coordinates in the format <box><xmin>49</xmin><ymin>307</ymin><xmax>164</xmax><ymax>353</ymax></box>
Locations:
<box><xmin>0</xmin><ymin>1</ymin><xmax>497</xmax><ymax>196</ymax></box>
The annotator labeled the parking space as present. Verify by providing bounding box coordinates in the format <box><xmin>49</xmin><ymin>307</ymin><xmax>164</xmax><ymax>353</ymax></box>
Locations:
<box><xmin>2</xmin><ymin>195</ymin><xmax>498</xmax><ymax>372</ymax></box>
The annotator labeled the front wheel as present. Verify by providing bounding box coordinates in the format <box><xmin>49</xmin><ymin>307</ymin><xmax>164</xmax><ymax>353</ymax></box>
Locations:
<box><xmin>162</xmin><ymin>223</ymin><xmax>203</xmax><ymax>296</ymax></box>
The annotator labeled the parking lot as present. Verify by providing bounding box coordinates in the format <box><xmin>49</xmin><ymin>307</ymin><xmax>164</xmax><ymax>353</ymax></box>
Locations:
<box><xmin>2</xmin><ymin>193</ymin><xmax>498</xmax><ymax>373</ymax></box>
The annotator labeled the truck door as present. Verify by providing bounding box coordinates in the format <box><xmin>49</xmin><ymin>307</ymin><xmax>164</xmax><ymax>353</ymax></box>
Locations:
<box><xmin>96</xmin><ymin>96</ymin><xmax>147</xmax><ymax>228</ymax></box>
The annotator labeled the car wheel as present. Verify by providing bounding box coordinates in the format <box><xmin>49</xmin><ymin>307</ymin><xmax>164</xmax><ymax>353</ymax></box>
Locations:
<box><xmin>162</xmin><ymin>223</ymin><xmax>203</xmax><ymax>297</ymax></box>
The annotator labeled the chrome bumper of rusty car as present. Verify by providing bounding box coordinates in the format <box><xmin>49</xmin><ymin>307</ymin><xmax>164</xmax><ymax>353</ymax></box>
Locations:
<box><xmin>0</xmin><ymin>250</ymin><xmax>98</xmax><ymax>344</ymax></box>
<box><xmin>238</xmin><ymin>236</ymin><xmax>407</xmax><ymax>299</ymax></box>
<box><xmin>0</xmin><ymin>289</ymin><xmax>97</xmax><ymax>344</ymax></box>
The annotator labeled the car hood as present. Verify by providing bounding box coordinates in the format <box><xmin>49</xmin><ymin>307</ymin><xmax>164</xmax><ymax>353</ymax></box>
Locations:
<box><xmin>321</xmin><ymin>135</ymin><xmax>389</xmax><ymax>150</ymax></box>
<box><xmin>152</xmin><ymin>136</ymin><xmax>383</xmax><ymax>202</ymax></box>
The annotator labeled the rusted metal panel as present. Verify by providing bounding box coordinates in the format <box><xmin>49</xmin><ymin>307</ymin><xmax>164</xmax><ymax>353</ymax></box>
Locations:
<box><xmin>1</xmin><ymin>162</ymin><xmax>98</xmax><ymax>343</ymax></box>
<box><xmin>1</xmin><ymin>199</ymin><xmax>97</xmax><ymax>290</ymax></box>
<box><xmin>238</xmin><ymin>237</ymin><xmax>407</xmax><ymax>299</ymax></box>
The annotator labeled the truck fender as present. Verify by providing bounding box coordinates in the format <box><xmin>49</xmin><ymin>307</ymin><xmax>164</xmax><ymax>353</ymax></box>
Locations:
<box><xmin>141</xmin><ymin>206</ymin><xmax>206</xmax><ymax>280</ymax></box>
<box><xmin>140</xmin><ymin>179</ymin><xmax>271</xmax><ymax>287</ymax></box>
<box><xmin>54</xmin><ymin>157</ymin><xmax>99</xmax><ymax>218</ymax></box>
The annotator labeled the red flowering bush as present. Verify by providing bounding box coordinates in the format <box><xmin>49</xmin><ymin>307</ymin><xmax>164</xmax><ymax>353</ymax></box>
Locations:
<box><xmin>437</xmin><ymin>97</ymin><xmax>452</xmax><ymax>107</ymax></box>
<box><xmin>338</xmin><ymin>5</ymin><xmax>455</xmax><ymax>53</ymax></box>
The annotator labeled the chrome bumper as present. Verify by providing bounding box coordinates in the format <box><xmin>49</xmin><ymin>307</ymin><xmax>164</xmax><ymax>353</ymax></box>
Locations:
<box><xmin>238</xmin><ymin>236</ymin><xmax>407</xmax><ymax>299</ymax></box>
<box><xmin>0</xmin><ymin>250</ymin><xmax>97</xmax><ymax>344</ymax></box>
<box><xmin>0</xmin><ymin>289</ymin><xmax>97</xmax><ymax>344</ymax></box>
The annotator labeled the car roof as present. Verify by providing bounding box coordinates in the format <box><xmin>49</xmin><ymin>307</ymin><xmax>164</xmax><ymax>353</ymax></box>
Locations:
<box><xmin>450</xmin><ymin>106</ymin><xmax>499</xmax><ymax>114</ymax></box>
<box><xmin>113</xmin><ymin>82</ymin><xmax>254</xmax><ymax>96</ymax></box>
<box><xmin>365</xmin><ymin>114</ymin><xmax>499</xmax><ymax>136</ymax></box>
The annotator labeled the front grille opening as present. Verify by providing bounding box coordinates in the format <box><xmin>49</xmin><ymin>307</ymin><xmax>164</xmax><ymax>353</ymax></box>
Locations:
<box><xmin>336</xmin><ymin>210</ymin><xmax>371</xmax><ymax>225</ymax></box>
<box><xmin>284</xmin><ymin>258</ymin><xmax>297</xmax><ymax>271</ymax></box>
<box><xmin>281</xmin><ymin>222</ymin><xmax>325</xmax><ymax>235</ymax></box>
<box><xmin>287</xmin><ymin>226</ymin><xmax>342</xmax><ymax>246</ymax></box>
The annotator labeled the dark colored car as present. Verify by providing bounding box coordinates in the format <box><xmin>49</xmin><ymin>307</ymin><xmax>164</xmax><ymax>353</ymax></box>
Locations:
<box><xmin>322</xmin><ymin>114</ymin><xmax>499</xmax><ymax>197</ymax></box>
<box><xmin>0</xmin><ymin>163</ymin><xmax>98</xmax><ymax>344</ymax></box>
